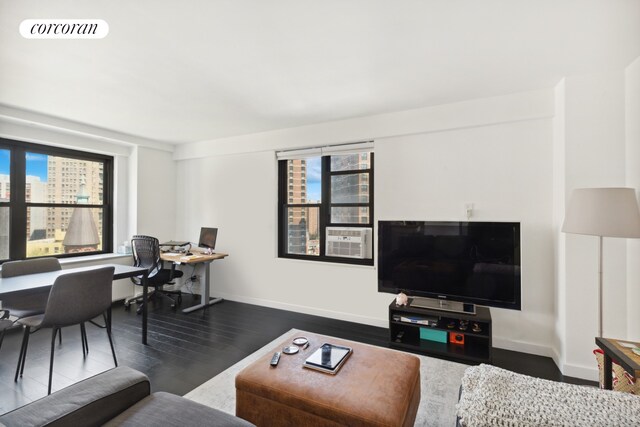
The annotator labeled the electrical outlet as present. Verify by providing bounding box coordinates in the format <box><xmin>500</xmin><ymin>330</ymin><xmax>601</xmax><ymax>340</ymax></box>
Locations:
<box><xmin>465</xmin><ymin>203</ymin><xmax>474</xmax><ymax>220</ymax></box>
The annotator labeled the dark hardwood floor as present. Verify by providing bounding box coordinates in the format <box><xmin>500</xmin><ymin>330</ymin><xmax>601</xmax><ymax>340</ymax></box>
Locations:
<box><xmin>0</xmin><ymin>296</ymin><xmax>595</xmax><ymax>414</ymax></box>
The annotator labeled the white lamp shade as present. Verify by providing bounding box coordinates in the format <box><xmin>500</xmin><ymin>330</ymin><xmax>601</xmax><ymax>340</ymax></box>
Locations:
<box><xmin>562</xmin><ymin>187</ymin><xmax>640</xmax><ymax>238</ymax></box>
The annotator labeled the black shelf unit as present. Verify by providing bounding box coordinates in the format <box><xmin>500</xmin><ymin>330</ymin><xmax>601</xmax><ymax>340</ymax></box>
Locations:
<box><xmin>388</xmin><ymin>299</ymin><xmax>492</xmax><ymax>363</ymax></box>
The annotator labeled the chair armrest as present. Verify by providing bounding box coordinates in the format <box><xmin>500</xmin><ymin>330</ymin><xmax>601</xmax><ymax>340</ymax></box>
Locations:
<box><xmin>0</xmin><ymin>367</ymin><xmax>150</xmax><ymax>427</ymax></box>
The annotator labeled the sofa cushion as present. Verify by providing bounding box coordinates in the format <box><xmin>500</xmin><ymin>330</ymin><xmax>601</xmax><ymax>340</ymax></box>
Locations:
<box><xmin>104</xmin><ymin>392</ymin><xmax>254</xmax><ymax>427</ymax></box>
<box><xmin>0</xmin><ymin>367</ymin><xmax>150</xmax><ymax>427</ymax></box>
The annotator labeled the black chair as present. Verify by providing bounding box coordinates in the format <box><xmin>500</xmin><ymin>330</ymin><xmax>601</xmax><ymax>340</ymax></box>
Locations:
<box><xmin>125</xmin><ymin>235</ymin><xmax>183</xmax><ymax>314</ymax></box>
<box><xmin>14</xmin><ymin>266</ymin><xmax>118</xmax><ymax>394</ymax></box>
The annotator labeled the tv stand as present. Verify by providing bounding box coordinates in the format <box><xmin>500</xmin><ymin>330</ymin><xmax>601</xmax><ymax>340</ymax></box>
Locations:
<box><xmin>389</xmin><ymin>298</ymin><xmax>492</xmax><ymax>363</ymax></box>
<box><xmin>410</xmin><ymin>297</ymin><xmax>476</xmax><ymax>315</ymax></box>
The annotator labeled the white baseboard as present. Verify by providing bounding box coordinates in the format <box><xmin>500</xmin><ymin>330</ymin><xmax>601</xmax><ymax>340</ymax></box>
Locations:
<box><xmin>561</xmin><ymin>363</ymin><xmax>599</xmax><ymax>381</ymax></box>
<box><xmin>492</xmin><ymin>336</ymin><xmax>556</xmax><ymax>359</ymax></box>
<box><xmin>492</xmin><ymin>339</ymin><xmax>598</xmax><ymax>381</ymax></box>
<box><xmin>549</xmin><ymin>346</ymin><xmax>562</xmax><ymax>374</ymax></box>
<box><xmin>216</xmin><ymin>292</ymin><xmax>389</xmax><ymax>329</ymax></box>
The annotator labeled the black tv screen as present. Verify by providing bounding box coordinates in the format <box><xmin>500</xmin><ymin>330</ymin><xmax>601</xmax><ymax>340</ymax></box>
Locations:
<box><xmin>378</xmin><ymin>221</ymin><xmax>521</xmax><ymax>310</ymax></box>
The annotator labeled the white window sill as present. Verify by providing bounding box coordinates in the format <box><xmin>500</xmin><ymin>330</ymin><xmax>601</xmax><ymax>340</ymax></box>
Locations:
<box><xmin>59</xmin><ymin>253</ymin><xmax>132</xmax><ymax>266</ymax></box>
<box><xmin>276</xmin><ymin>256</ymin><xmax>375</xmax><ymax>270</ymax></box>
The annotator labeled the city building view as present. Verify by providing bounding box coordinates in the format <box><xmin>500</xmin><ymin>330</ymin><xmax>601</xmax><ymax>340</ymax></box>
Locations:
<box><xmin>0</xmin><ymin>151</ymin><xmax>104</xmax><ymax>259</ymax></box>
<box><xmin>286</xmin><ymin>153</ymin><xmax>370</xmax><ymax>256</ymax></box>
<box><xmin>286</xmin><ymin>157</ymin><xmax>320</xmax><ymax>255</ymax></box>
<box><xmin>330</xmin><ymin>153</ymin><xmax>371</xmax><ymax>224</ymax></box>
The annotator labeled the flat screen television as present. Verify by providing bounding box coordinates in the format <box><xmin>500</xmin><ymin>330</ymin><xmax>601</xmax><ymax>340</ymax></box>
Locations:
<box><xmin>378</xmin><ymin>221</ymin><xmax>521</xmax><ymax>310</ymax></box>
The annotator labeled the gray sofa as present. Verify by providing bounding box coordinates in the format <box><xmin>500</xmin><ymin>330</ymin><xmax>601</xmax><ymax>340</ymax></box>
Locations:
<box><xmin>0</xmin><ymin>366</ymin><xmax>254</xmax><ymax>427</ymax></box>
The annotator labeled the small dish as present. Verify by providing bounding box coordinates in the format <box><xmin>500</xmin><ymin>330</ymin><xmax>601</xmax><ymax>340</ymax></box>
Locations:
<box><xmin>292</xmin><ymin>337</ymin><xmax>308</xmax><ymax>346</ymax></box>
<box><xmin>282</xmin><ymin>345</ymin><xmax>299</xmax><ymax>355</ymax></box>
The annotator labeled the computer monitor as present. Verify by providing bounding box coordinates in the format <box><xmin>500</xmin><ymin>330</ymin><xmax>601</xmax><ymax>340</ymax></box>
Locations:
<box><xmin>198</xmin><ymin>227</ymin><xmax>218</xmax><ymax>249</ymax></box>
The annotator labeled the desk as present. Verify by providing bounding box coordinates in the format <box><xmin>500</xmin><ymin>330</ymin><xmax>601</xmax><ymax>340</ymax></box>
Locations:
<box><xmin>595</xmin><ymin>337</ymin><xmax>640</xmax><ymax>390</ymax></box>
<box><xmin>0</xmin><ymin>264</ymin><xmax>150</xmax><ymax>344</ymax></box>
<box><xmin>160</xmin><ymin>252</ymin><xmax>228</xmax><ymax>313</ymax></box>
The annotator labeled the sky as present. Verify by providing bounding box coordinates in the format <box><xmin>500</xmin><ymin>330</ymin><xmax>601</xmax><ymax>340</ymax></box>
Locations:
<box><xmin>0</xmin><ymin>149</ymin><xmax>48</xmax><ymax>181</ymax></box>
<box><xmin>26</xmin><ymin>153</ymin><xmax>48</xmax><ymax>180</ymax></box>
<box><xmin>0</xmin><ymin>149</ymin><xmax>9</xmax><ymax>175</ymax></box>
<box><xmin>306</xmin><ymin>157</ymin><xmax>321</xmax><ymax>202</ymax></box>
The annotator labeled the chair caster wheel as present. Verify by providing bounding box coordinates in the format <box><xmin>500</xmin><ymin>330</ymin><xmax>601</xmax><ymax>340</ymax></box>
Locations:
<box><xmin>124</xmin><ymin>302</ymin><xmax>131</xmax><ymax>311</ymax></box>
<box><xmin>136</xmin><ymin>306</ymin><xmax>143</xmax><ymax>315</ymax></box>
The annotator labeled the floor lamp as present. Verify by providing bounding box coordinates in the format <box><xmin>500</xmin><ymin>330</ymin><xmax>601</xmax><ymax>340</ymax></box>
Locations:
<box><xmin>562</xmin><ymin>187</ymin><xmax>640</xmax><ymax>338</ymax></box>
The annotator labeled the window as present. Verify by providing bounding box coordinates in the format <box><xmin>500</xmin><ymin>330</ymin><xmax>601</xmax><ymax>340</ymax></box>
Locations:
<box><xmin>278</xmin><ymin>148</ymin><xmax>374</xmax><ymax>265</ymax></box>
<box><xmin>0</xmin><ymin>138</ymin><xmax>113</xmax><ymax>261</ymax></box>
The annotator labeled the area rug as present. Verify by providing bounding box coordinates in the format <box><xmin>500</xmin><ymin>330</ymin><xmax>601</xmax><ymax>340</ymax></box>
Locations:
<box><xmin>184</xmin><ymin>328</ymin><xmax>468</xmax><ymax>427</ymax></box>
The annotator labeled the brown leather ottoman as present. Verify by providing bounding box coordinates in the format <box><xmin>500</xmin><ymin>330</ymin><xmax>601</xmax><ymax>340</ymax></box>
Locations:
<box><xmin>235</xmin><ymin>331</ymin><xmax>421</xmax><ymax>427</ymax></box>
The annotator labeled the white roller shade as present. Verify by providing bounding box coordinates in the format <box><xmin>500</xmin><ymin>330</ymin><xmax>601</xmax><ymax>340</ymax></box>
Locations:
<box><xmin>276</xmin><ymin>141</ymin><xmax>373</xmax><ymax>160</ymax></box>
<box><xmin>320</xmin><ymin>141</ymin><xmax>374</xmax><ymax>156</ymax></box>
<box><xmin>275</xmin><ymin>147</ymin><xmax>321</xmax><ymax>160</ymax></box>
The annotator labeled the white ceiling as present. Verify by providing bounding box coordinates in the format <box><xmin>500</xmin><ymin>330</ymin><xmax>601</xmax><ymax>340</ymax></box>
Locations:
<box><xmin>1</xmin><ymin>0</ymin><xmax>639</xmax><ymax>145</ymax></box>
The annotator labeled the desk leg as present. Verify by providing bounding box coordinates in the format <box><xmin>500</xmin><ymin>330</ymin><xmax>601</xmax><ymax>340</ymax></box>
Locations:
<box><xmin>142</xmin><ymin>274</ymin><xmax>148</xmax><ymax>345</ymax></box>
<box><xmin>182</xmin><ymin>261</ymin><xmax>223</xmax><ymax>314</ymax></box>
<box><xmin>603</xmin><ymin>352</ymin><xmax>613</xmax><ymax>390</ymax></box>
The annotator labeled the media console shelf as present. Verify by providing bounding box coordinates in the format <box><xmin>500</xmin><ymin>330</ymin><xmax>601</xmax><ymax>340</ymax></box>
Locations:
<box><xmin>388</xmin><ymin>299</ymin><xmax>492</xmax><ymax>364</ymax></box>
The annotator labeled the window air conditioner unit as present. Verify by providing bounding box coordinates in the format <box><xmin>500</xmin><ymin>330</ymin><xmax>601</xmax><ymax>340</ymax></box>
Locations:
<box><xmin>326</xmin><ymin>227</ymin><xmax>372</xmax><ymax>259</ymax></box>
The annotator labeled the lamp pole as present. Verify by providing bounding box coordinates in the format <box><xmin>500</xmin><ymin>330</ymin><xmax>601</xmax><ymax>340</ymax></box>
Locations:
<box><xmin>598</xmin><ymin>235</ymin><xmax>603</xmax><ymax>338</ymax></box>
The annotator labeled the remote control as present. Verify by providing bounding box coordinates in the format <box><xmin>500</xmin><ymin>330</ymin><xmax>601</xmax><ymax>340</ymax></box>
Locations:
<box><xmin>270</xmin><ymin>352</ymin><xmax>281</xmax><ymax>367</ymax></box>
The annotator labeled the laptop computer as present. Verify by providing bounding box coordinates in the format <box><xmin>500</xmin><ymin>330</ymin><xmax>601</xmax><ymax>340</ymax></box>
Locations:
<box><xmin>198</xmin><ymin>227</ymin><xmax>218</xmax><ymax>250</ymax></box>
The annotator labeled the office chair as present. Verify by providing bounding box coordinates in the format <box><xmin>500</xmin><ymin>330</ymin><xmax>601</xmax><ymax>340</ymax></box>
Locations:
<box><xmin>125</xmin><ymin>235</ymin><xmax>183</xmax><ymax>314</ymax></box>
<box><xmin>14</xmin><ymin>266</ymin><xmax>117</xmax><ymax>395</ymax></box>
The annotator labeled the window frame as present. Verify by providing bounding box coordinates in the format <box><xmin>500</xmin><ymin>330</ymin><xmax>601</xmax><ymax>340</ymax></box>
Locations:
<box><xmin>278</xmin><ymin>153</ymin><xmax>374</xmax><ymax>266</ymax></box>
<box><xmin>0</xmin><ymin>138</ymin><xmax>114</xmax><ymax>261</ymax></box>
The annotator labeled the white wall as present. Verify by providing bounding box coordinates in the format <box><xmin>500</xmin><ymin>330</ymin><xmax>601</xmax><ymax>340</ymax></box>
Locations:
<box><xmin>174</xmin><ymin>89</ymin><xmax>553</xmax><ymax>160</ymax></box>
<box><xmin>174</xmin><ymin>90</ymin><xmax>558</xmax><ymax>354</ymax></box>
<box><xmin>626</xmin><ymin>56</ymin><xmax>640</xmax><ymax>341</ymax></box>
<box><xmin>131</xmin><ymin>146</ymin><xmax>177</xmax><ymax>243</ymax></box>
<box><xmin>557</xmin><ymin>69</ymin><xmax>629</xmax><ymax>380</ymax></box>
<box><xmin>552</xmin><ymin>78</ymin><xmax>567</xmax><ymax>370</ymax></box>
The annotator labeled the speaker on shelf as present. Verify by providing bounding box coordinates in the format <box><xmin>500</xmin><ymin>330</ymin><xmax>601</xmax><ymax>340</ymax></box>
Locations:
<box><xmin>449</xmin><ymin>333</ymin><xmax>465</xmax><ymax>345</ymax></box>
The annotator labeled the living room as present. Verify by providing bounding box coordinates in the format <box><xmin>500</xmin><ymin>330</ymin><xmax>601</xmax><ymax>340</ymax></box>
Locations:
<box><xmin>1</xmin><ymin>1</ymin><xmax>640</xmax><ymax>426</ymax></box>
